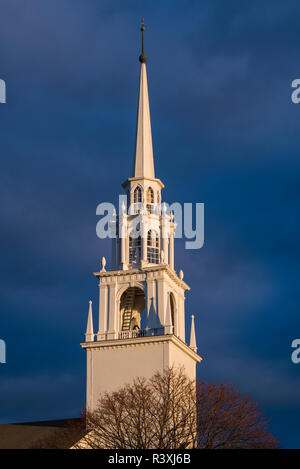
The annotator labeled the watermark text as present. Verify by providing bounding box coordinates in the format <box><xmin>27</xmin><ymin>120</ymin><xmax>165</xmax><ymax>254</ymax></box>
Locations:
<box><xmin>96</xmin><ymin>198</ymin><xmax>204</xmax><ymax>250</ymax></box>
<box><xmin>291</xmin><ymin>339</ymin><xmax>300</xmax><ymax>364</ymax></box>
<box><xmin>0</xmin><ymin>339</ymin><xmax>6</xmax><ymax>364</ymax></box>
<box><xmin>291</xmin><ymin>79</ymin><xmax>300</xmax><ymax>103</ymax></box>
<box><xmin>0</xmin><ymin>79</ymin><xmax>6</xmax><ymax>103</ymax></box>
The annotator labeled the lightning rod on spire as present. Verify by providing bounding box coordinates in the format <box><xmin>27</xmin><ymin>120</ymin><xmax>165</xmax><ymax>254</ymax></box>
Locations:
<box><xmin>139</xmin><ymin>18</ymin><xmax>147</xmax><ymax>63</ymax></box>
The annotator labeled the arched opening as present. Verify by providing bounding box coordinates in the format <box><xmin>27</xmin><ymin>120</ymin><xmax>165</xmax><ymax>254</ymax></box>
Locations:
<box><xmin>147</xmin><ymin>230</ymin><xmax>159</xmax><ymax>264</ymax></box>
<box><xmin>134</xmin><ymin>186</ymin><xmax>143</xmax><ymax>203</ymax></box>
<box><xmin>129</xmin><ymin>235</ymin><xmax>141</xmax><ymax>264</ymax></box>
<box><xmin>147</xmin><ymin>187</ymin><xmax>154</xmax><ymax>203</ymax></box>
<box><xmin>120</xmin><ymin>287</ymin><xmax>146</xmax><ymax>332</ymax></box>
<box><xmin>133</xmin><ymin>186</ymin><xmax>143</xmax><ymax>215</ymax></box>
<box><xmin>129</xmin><ymin>223</ymin><xmax>141</xmax><ymax>264</ymax></box>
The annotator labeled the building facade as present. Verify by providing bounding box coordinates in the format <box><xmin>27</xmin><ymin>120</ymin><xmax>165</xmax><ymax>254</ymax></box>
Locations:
<box><xmin>81</xmin><ymin>23</ymin><xmax>201</xmax><ymax>411</ymax></box>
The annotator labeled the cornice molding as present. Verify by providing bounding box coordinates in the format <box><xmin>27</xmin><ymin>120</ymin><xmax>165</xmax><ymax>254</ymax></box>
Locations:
<box><xmin>94</xmin><ymin>265</ymin><xmax>190</xmax><ymax>291</ymax></box>
<box><xmin>81</xmin><ymin>333</ymin><xmax>201</xmax><ymax>363</ymax></box>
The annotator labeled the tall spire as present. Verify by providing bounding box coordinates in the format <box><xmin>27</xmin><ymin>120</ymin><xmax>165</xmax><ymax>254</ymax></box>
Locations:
<box><xmin>132</xmin><ymin>19</ymin><xmax>155</xmax><ymax>179</ymax></box>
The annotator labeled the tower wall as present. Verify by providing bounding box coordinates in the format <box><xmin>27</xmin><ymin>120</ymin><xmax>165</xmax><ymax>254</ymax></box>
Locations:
<box><xmin>83</xmin><ymin>335</ymin><xmax>200</xmax><ymax>412</ymax></box>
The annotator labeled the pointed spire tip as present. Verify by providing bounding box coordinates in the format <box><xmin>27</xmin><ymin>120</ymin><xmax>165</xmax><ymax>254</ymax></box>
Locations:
<box><xmin>139</xmin><ymin>18</ymin><xmax>147</xmax><ymax>64</ymax></box>
<box><xmin>133</xmin><ymin>20</ymin><xmax>155</xmax><ymax>179</ymax></box>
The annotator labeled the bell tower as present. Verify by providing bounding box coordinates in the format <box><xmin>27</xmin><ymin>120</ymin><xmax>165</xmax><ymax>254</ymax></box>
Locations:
<box><xmin>81</xmin><ymin>21</ymin><xmax>201</xmax><ymax>411</ymax></box>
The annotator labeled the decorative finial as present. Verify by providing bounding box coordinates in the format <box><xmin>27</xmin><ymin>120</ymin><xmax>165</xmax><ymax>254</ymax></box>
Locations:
<box><xmin>190</xmin><ymin>314</ymin><xmax>197</xmax><ymax>352</ymax></box>
<box><xmin>85</xmin><ymin>300</ymin><xmax>94</xmax><ymax>342</ymax></box>
<box><xmin>101</xmin><ymin>256</ymin><xmax>106</xmax><ymax>272</ymax></box>
<box><xmin>179</xmin><ymin>269</ymin><xmax>184</xmax><ymax>280</ymax></box>
<box><xmin>139</xmin><ymin>18</ymin><xmax>147</xmax><ymax>64</ymax></box>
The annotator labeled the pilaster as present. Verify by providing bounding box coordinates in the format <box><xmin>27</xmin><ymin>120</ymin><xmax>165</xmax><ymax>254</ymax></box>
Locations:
<box><xmin>107</xmin><ymin>282</ymin><xmax>118</xmax><ymax>340</ymax></box>
<box><xmin>97</xmin><ymin>283</ymin><xmax>108</xmax><ymax>341</ymax></box>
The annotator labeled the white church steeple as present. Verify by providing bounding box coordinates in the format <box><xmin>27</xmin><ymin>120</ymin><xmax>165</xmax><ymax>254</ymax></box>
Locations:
<box><xmin>81</xmin><ymin>21</ymin><xmax>201</xmax><ymax>411</ymax></box>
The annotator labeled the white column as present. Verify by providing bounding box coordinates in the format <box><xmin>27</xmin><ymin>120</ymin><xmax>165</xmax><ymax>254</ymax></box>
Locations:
<box><xmin>117</xmin><ymin>237</ymin><xmax>120</xmax><ymax>269</ymax></box>
<box><xmin>169</xmin><ymin>226</ymin><xmax>174</xmax><ymax>270</ymax></box>
<box><xmin>125</xmin><ymin>235</ymin><xmax>129</xmax><ymax>266</ymax></box>
<box><xmin>86</xmin><ymin>349</ymin><xmax>93</xmax><ymax>411</ymax></box>
<box><xmin>107</xmin><ymin>283</ymin><xmax>118</xmax><ymax>340</ymax></box>
<box><xmin>97</xmin><ymin>283</ymin><xmax>108</xmax><ymax>341</ymax></box>
<box><xmin>142</xmin><ymin>235</ymin><xmax>147</xmax><ymax>261</ymax></box>
<box><xmin>161</xmin><ymin>211</ymin><xmax>169</xmax><ymax>265</ymax></box>
<box><xmin>110</xmin><ymin>212</ymin><xmax>117</xmax><ymax>270</ymax></box>
<box><xmin>120</xmin><ymin>212</ymin><xmax>128</xmax><ymax>270</ymax></box>
<box><xmin>141</xmin><ymin>214</ymin><xmax>148</xmax><ymax>267</ymax></box>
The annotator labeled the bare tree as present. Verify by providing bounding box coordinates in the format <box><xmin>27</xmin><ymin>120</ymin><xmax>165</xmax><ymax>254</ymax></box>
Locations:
<box><xmin>71</xmin><ymin>367</ymin><xmax>278</xmax><ymax>449</ymax></box>
<box><xmin>196</xmin><ymin>381</ymin><xmax>278</xmax><ymax>448</ymax></box>
<box><xmin>32</xmin><ymin>367</ymin><xmax>278</xmax><ymax>449</ymax></box>
<box><xmin>77</xmin><ymin>367</ymin><xmax>196</xmax><ymax>449</ymax></box>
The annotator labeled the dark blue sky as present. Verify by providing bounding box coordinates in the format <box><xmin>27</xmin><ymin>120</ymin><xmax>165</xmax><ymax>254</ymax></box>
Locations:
<box><xmin>1</xmin><ymin>0</ymin><xmax>300</xmax><ymax>448</ymax></box>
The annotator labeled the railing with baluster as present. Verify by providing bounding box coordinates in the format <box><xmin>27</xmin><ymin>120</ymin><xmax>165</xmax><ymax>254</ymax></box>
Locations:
<box><xmin>118</xmin><ymin>327</ymin><xmax>166</xmax><ymax>340</ymax></box>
